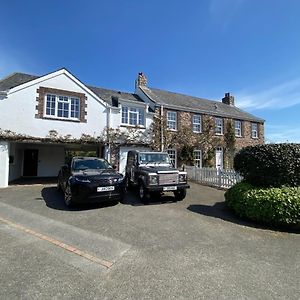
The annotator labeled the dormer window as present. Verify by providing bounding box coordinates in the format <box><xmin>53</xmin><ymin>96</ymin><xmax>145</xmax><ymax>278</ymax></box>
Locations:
<box><xmin>45</xmin><ymin>94</ymin><xmax>80</xmax><ymax>120</ymax></box>
<box><xmin>121</xmin><ymin>106</ymin><xmax>145</xmax><ymax>126</ymax></box>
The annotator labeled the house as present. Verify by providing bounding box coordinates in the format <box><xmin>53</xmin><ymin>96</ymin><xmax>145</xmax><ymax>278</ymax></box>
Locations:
<box><xmin>135</xmin><ymin>72</ymin><xmax>264</xmax><ymax>169</ymax></box>
<box><xmin>0</xmin><ymin>69</ymin><xmax>264</xmax><ymax>188</ymax></box>
<box><xmin>0</xmin><ymin>68</ymin><xmax>151</xmax><ymax>188</ymax></box>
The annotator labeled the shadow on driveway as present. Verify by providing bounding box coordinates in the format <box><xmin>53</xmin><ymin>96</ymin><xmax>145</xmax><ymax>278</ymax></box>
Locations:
<box><xmin>187</xmin><ymin>202</ymin><xmax>300</xmax><ymax>234</ymax></box>
<box><xmin>41</xmin><ymin>186</ymin><xmax>118</xmax><ymax>211</ymax></box>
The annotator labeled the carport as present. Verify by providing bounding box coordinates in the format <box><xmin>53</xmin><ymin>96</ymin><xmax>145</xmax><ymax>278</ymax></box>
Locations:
<box><xmin>0</xmin><ymin>139</ymin><xmax>104</xmax><ymax>188</ymax></box>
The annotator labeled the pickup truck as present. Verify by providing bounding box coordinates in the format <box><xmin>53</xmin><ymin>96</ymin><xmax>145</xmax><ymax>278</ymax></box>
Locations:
<box><xmin>125</xmin><ymin>150</ymin><xmax>190</xmax><ymax>203</ymax></box>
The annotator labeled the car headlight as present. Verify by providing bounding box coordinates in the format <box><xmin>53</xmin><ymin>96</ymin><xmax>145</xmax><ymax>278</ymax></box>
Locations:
<box><xmin>149</xmin><ymin>175</ymin><xmax>158</xmax><ymax>185</ymax></box>
<box><xmin>75</xmin><ymin>177</ymin><xmax>91</xmax><ymax>183</ymax></box>
<box><xmin>179</xmin><ymin>173</ymin><xmax>187</xmax><ymax>183</ymax></box>
<box><xmin>117</xmin><ymin>177</ymin><xmax>124</xmax><ymax>183</ymax></box>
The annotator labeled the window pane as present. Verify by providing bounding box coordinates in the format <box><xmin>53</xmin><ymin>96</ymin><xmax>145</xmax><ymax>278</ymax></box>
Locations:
<box><xmin>138</xmin><ymin>108</ymin><xmax>145</xmax><ymax>125</ymax></box>
<box><xmin>122</xmin><ymin>106</ymin><xmax>128</xmax><ymax>124</ymax></box>
<box><xmin>167</xmin><ymin>112</ymin><xmax>177</xmax><ymax>130</ymax></box>
<box><xmin>70</xmin><ymin>98</ymin><xmax>80</xmax><ymax>119</ymax></box>
<box><xmin>46</xmin><ymin>94</ymin><xmax>56</xmax><ymax>116</ymax></box>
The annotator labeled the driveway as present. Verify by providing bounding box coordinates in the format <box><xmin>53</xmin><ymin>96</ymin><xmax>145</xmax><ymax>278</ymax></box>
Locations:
<box><xmin>0</xmin><ymin>182</ymin><xmax>299</xmax><ymax>299</ymax></box>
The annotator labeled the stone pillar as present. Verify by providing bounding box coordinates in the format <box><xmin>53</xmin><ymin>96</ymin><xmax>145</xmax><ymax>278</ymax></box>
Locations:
<box><xmin>0</xmin><ymin>141</ymin><xmax>9</xmax><ymax>188</ymax></box>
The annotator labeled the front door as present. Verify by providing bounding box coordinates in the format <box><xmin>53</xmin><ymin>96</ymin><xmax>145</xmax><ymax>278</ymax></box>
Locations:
<box><xmin>215</xmin><ymin>147</ymin><xmax>223</xmax><ymax>170</ymax></box>
<box><xmin>23</xmin><ymin>149</ymin><xmax>38</xmax><ymax>176</ymax></box>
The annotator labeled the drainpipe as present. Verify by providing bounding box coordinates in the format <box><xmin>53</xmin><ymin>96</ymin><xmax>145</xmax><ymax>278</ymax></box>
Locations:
<box><xmin>160</xmin><ymin>105</ymin><xmax>164</xmax><ymax>151</ymax></box>
<box><xmin>106</xmin><ymin>105</ymin><xmax>111</xmax><ymax>162</ymax></box>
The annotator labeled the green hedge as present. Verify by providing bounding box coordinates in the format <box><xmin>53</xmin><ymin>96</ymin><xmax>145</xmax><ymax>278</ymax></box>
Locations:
<box><xmin>234</xmin><ymin>143</ymin><xmax>300</xmax><ymax>187</ymax></box>
<box><xmin>225</xmin><ymin>182</ymin><xmax>300</xmax><ymax>226</ymax></box>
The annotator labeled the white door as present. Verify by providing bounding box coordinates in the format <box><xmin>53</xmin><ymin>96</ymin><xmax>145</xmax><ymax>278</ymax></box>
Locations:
<box><xmin>215</xmin><ymin>147</ymin><xmax>223</xmax><ymax>170</ymax></box>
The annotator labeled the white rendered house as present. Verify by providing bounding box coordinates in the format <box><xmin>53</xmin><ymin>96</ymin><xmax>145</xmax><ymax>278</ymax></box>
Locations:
<box><xmin>0</xmin><ymin>68</ymin><xmax>152</xmax><ymax>187</ymax></box>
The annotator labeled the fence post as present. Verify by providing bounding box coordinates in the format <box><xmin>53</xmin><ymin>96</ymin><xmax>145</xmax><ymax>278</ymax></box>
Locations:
<box><xmin>218</xmin><ymin>168</ymin><xmax>222</xmax><ymax>188</ymax></box>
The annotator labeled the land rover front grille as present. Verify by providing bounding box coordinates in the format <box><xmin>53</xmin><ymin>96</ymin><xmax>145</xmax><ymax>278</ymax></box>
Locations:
<box><xmin>159</xmin><ymin>173</ymin><xmax>178</xmax><ymax>185</ymax></box>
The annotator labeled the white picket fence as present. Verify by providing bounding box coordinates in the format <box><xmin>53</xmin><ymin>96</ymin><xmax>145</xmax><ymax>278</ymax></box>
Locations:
<box><xmin>185</xmin><ymin>166</ymin><xmax>243</xmax><ymax>189</ymax></box>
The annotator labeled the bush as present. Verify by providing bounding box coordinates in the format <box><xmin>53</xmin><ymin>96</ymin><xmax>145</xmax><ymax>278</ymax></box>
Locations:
<box><xmin>234</xmin><ymin>143</ymin><xmax>300</xmax><ymax>187</ymax></box>
<box><xmin>225</xmin><ymin>182</ymin><xmax>300</xmax><ymax>226</ymax></box>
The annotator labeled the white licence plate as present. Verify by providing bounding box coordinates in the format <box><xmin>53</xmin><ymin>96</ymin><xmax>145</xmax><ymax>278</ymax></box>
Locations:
<box><xmin>163</xmin><ymin>186</ymin><xmax>177</xmax><ymax>191</ymax></box>
<box><xmin>97</xmin><ymin>186</ymin><xmax>115</xmax><ymax>192</ymax></box>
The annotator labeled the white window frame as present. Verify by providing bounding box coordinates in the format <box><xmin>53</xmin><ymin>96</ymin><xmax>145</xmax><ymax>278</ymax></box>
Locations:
<box><xmin>194</xmin><ymin>150</ymin><xmax>202</xmax><ymax>168</ymax></box>
<box><xmin>44</xmin><ymin>94</ymin><xmax>80</xmax><ymax>120</ymax></box>
<box><xmin>167</xmin><ymin>111</ymin><xmax>177</xmax><ymax>131</ymax></box>
<box><xmin>251</xmin><ymin>123</ymin><xmax>258</xmax><ymax>138</ymax></box>
<box><xmin>215</xmin><ymin>117</ymin><xmax>223</xmax><ymax>135</ymax></box>
<box><xmin>193</xmin><ymin>115</ymin><xmax>202</xmax><ymax>133</ymax></box>
<box><xmin>235</xmin><ymin>120</ymin><xmax>242</xmax><ymax>137</ymax></box>
<box><xmin>121</xmin><ymin>105</ymin><xmax>145</xmax><ymax>126</ymax></box>
<box><xmin>166</xmin><ymin>149</ymin><xmax>177</xmax><ymax>168</ymax></box>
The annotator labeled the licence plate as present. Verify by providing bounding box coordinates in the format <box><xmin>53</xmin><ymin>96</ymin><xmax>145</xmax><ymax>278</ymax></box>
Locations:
<box><xmin>97</xmin><ymin>186</ymin><xmax>115</xmax><ymax>192</ymax></box>
<box><xmin>163</xmin><ymin>186</ymin><xmax>177</xmax><ymax>191</ymax></box>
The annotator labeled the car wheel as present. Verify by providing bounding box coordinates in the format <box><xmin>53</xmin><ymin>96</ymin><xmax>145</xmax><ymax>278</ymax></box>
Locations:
<box><xmin>174</xmin><ymin>189</ymin><xmax>186</xmax><ymax>201</ymax></box>
<box><xmin>64</xmin><ymin>185</ymin><xmax>73</xmax><ymax>207</ymax></box>
<box><xmin>57</xmin><ymin>178</ymin><xmax>62</xmax><ymax>191</ymax></box>
<box><xmin>139</xmin><ymin>183</ymin><xmax>149</xmax><ymax>204</ymax></box>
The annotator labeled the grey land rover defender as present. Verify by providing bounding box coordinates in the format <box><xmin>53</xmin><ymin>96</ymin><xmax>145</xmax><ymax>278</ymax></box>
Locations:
<box><xmin>125</xmin><ymin>150</ymin><xmax>190</xmax><ymax>203</ymax></box>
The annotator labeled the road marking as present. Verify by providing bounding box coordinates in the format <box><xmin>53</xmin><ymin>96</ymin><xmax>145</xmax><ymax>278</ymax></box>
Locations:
<box><xmin>0</xmin><ymin>215</ymin><xmax>114</xmax><ymax>269</ymax></box>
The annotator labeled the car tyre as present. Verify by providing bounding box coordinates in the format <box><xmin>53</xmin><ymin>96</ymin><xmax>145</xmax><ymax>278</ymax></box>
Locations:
<box><xmin>57</xmin><ymin>178</ymin><xmax>62</xmax><ymax>192</ymax></box>
<box><xmin>64</xmin><ymin>185</ymin><xmax>73</xmax><ymax>207</ymax></box>
<box><xmin>139</xmin><ymin>182</ymin><xmax>150</xmax><ymax>204</ymax></box>
<box><xmin>174</xmin><ymin>189</ymin><xmax>186</xmax><ymax>201</ymax></box>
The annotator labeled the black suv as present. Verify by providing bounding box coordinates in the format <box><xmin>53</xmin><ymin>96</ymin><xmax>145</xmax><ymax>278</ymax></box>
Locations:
<box><xmin>57</xmin><ymin>157</ymin><xmax>125</xmax><ymax>206</ymax></box>
<box><xmin>125</xmin><ymin>150</ymin><xmax>189</xmax><ymax>203</ymax></box>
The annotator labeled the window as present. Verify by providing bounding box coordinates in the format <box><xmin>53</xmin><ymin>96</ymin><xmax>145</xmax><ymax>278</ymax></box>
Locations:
<box><xmin>193</xmin><ymin>115</ymin><xmax>202</xmax><ymax>133</ymax></box>
<box><xmin>167</xmin><ymin>111</ymin><xmax>177</xmax><ymax>130</ymax></box>
<box><xmin>166</xmin><ymin>149</ymin><xmax>177</xmax><ymax>168</ymax></box>
<box><xmin>215</xmin><ymin>117</ymin><xmax>223</xmax><ymax>135</ymax></box>
<box><xmin>251</xmin><ymin>123</ymin><xmax>258</xmax><ymax>138</ymax></box>
<box><xmin>121</xmin><ymin>106</ymin><xmax>145</xmax><ymax>126</ymax></box>
<box><xmin>235</xmin><ymin>120</ymin><xmax>242</xmax><ymax>137</ymax></box>
<box><xmin>45</xmin><ymin>94</ymin><xmax>80</xmax><ymax>120</ymax></box>
<box><xmin>194</xmin><ymin>150</ymin><xmax>202</xmax><ymax>168</ymax></box>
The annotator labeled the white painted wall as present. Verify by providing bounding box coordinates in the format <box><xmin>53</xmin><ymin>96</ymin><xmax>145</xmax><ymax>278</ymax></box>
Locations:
<box><xmin>0</xmin><ymin>71</ymin><xmax>107</xmax><ymax>139</ymax></box>
<box><xmin>9</xmin><ymin>143</ymin><xmax>23</xmax><ymax>181</ymax></box>
<box><xmin>0</xmin><ymin>141</ymin><xmax>9</xmax><ymax>188</ymax></box>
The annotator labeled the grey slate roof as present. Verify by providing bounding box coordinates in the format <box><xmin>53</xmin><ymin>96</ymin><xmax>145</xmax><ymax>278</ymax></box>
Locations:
<box><xmin>140</xmin><ymin>86</ymin><xmax>264</xmax><ymax>123</ymax></box>
<box><xmin>88</xmin><ymin>85</ymin><xmax>143</xmax><ymax>106</ymax></box>
<box><xmin>0</xmin><ymin>73</ymin><xmax>39</xmax><ymax>91</ymax></box>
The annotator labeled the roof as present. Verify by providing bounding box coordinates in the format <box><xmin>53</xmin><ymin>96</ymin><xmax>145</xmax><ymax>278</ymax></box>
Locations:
<box><xmin>0</xmin><ymin>72</ymin><xmax>143</xmax><ymax>106</ymax></box>
<box><xmin>87</xmin><ymin>85</ymin><xmax>143</xmax><ymax>106</ymax></box>
<box><xmin>0</xmin><ymin>73</ymin><xmax>39</xmax><ymax>91</ymax></box>
<box><xmin>140</xmin><ymin>86</ymin><xmax>264</xmax><ymax>123</ymax></box>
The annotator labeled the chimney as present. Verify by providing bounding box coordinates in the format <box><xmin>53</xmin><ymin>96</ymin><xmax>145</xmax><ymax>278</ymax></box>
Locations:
<box><xmin>135</xmin><ymin>72</ymin><xmax>148</xmax><ymax>88</ymax></box>
<box><xmin>222</xmin><ymin>92</ymin><xmax>235</xmax><ymax>106</ymax></box>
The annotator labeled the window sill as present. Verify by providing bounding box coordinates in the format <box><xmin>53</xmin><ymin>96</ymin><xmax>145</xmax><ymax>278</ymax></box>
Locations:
<box><xmin>215</xmin><ymin>133</ymin><xmax>223</xmax><ymax>136</ymax></box>
<box><xmin>167</xmin><ymin>129</ymin><xmax>177</xmax><ymax>132</ymax></box>
<box><xmin>42</xmin><ymin>116</ymin><xmax>81</xmax><ymax>123</ymax></box>
<box><xmin>120</xmin><ymin>124</ymin><xmax>146</xmax><ymax>129</ymax></box>
<box><xmin>193</xmin><ymin>131</ymin><xmax>202</xmax><ymax>134</ymax></box>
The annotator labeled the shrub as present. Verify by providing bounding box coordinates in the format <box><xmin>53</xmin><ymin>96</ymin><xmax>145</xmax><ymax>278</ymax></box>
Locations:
<box><xmin>225</xmin><ymin>182</ymin><xmax>300</xmax><ymax>226</ymax></box>
<box><xmin>234</xmin><ymin>143</ymin><xmax>300</xmax><ymax>187</ymax></box>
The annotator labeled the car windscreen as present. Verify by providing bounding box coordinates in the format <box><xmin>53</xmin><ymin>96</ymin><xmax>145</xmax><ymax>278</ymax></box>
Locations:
<box><xmin>139</xmin><ymin>153</ymin><xmax>170</xmax><ymax>164</ymax></box>
<box><xmin>73</xmin><ymin>159</ymin><xmax>111</xmax><ymax>171</ymax></box>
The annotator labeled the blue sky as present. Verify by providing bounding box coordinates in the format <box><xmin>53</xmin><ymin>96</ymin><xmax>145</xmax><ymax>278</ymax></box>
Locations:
<box><xmin>1</xmin><ymin>0</ymin><xmax>300</xmax><ymax>143</ymax></box>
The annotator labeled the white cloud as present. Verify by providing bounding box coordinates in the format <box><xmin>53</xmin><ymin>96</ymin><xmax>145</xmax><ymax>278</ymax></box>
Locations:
<box><xmin>236</xmin><ymin>77</ymin><xmax>300</xmax><ymax>110</ymax></box>
<box><xmin>265</xmin><ymin>124</ymin><xmax>300</xmax><ymax>143</ymax></box>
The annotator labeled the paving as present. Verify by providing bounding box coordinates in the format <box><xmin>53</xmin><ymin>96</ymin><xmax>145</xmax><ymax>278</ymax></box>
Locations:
<box><xmin>0</xmin><ymin>182</ymin><xmax>299</xmax><ymax>299</ymax></box>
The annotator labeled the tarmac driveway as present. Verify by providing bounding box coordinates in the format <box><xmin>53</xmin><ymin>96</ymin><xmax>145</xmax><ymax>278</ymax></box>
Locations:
<box><xmin>0</xmin><ymin>182</ymin><xmax>299</xmax><ymax>299</ymax></box>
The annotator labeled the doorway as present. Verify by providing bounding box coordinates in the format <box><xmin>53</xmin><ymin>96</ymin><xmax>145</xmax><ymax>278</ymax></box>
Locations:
<box><xmin>215</xmin><ymin>147</ymin><xmax>223</xmax><ymax>170</ymax></box>
<box><xmin>23</xmin><ymin>149</ymin><xmax>38</xmax><ymax>176</ymax></box>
